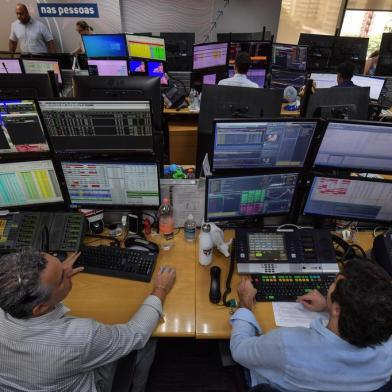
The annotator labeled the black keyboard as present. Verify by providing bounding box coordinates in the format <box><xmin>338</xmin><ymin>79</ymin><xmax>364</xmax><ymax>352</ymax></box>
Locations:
<box><xmin>76</xmin><ymin>245</ymin><xmax>157</xmax><ymax>282</ymax></box>
<box><xmin>252</xmin><ymin>274</ymin><xmax>336</xmax><ymax>302</ymax></box>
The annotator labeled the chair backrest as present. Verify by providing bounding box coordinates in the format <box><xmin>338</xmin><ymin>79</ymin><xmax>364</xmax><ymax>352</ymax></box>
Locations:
<box><xmin>248</xmin><ymin>384</ymin><xmax>280</xmax><ymax>392</ymax></box>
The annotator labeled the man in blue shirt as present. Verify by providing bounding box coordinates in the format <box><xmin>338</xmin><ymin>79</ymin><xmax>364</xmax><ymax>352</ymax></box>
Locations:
<box><xmin>333</xmin><ymin>61</ymin><xmax>356</xmax><ymax>88</ymax></box>
<box><xmin>230</xmin><ymin>260</ymin><xmax>392</xmax><ymax>391</ymax></box>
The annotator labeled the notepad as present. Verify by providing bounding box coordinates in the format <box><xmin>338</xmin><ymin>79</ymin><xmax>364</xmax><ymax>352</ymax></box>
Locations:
<box><xmin>273</xmin><ymin>302</ymin><xmax>328</xmax><ymax>328</ymax></box>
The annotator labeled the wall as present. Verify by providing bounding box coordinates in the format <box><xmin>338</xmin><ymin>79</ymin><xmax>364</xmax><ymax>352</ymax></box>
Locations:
<box><xmin>0</xmin><ymin>0</ymin><xmax>122</xmax><ymax>52</ymax></box>
<box><xmin>120</xmin><ymin>0</ymin><xmax>282</xmax><ymax>43</ymax></box>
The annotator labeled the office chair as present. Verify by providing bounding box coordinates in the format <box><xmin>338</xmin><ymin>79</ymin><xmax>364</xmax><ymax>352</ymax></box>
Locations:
<box><xmin>111</xmin><ymin>351</ymin><xmax>137</xmax><ymax>392</ymax></box>
<box><xmin>248</xmin><ymin>384</ymin><xmax>279</xmax><ymax>392</ymax></box>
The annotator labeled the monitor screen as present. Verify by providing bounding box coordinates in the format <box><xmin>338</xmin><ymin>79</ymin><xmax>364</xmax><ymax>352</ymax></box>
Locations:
<box><xmin>206</xmin><ymin>173</ymin><xmax>298</xmax><ymax>221</ymax></box>
<box><xmin>351</xmin><ymin>75</ymin><xmax>385</xmax><ymax>101</ymax></box>
<box><xmin>87</xmin><ymin>59</ymin><xmax>128</xmax><ymax>76</ymax></box>
<box><xmin>272</xmin><ymin>44</ymin><xmax>308</xmax><ymax>71</ymax></box>
<box><xmin>21</xmin><ymin>59</ymin><xmax>62</xmax><ymax>84</ymax></box>
<box><xmin>82</xmin><ymin>34</ymin><xmax>127</xmax><ymax>58</ymax></box>
<box><xmin>213</xmin><ymin>120</ymin><xmax>317</xmax><ymax>170</ymax></box>
<box><xmin>310</xmin><ymin>73</ymin><xmax>336</xmax><ymax>89</ymax></box>
<box><xmin>314</xmin><ymin>121</ymin><xmax>392</xmax><ymax>172</ymax></box>
<box><xmin>126</xmin><ymin>34</ymin><xmax>166</xmax><ymax>61</ymax></box>
<box><xmin>203</xmin><ymin>73</ymin><xmax>217</xmax><ymax>85</ymax></box>
<box><xmin>38</xmin><ymin>100</ymin><xmax>153</xmax><ymax>153</ymax></box>
<box><xmin>146</xmin><ymin>61</ymin><xmax>168</xmax><ymax>85</ymax></box>
<box><xmin>0</xmin><ymin>160</ymin><xmax>63</xmax><ymax>209</ymax></box>
<box><xmin>193</xmin><ymin>42</ymin><xmax>228</xmax><ymax>70</ymax></box>
<box><xmin>61</xmin><ymin>161</ymin><xmax>160</xmax><ymax>207</ymax></box>
<box><xmin>0</xmin><ymin>59</ymin><xmax>22</xmax><ymax>74</ymax></box>
<box><xmin>228</xmin><ymin>67</ymin><xmax>266</xmax><ymax>88</ymax></box>
<box><xmin>270</xmin><ymin>69</ymin><xmax>306</xmax><ymax>90</ymax></box>
<box><xmin>228</xmin><ymin>41</ymin><xmax>271</xmax><ymax>68</ymax></box>
<box><xmin>0</xmin><ymin>100</ymin><xmax>49</xmax><ymax>154</ymax></box>
<box><xmin>304</xmin><ymin>176</ymin><xmax>392</xmax><ymax>223</ymax></box>
<box><xmin>129</xmin><ymin>60</ymin><xmax>146</xmax><ymax>73</ymax></box>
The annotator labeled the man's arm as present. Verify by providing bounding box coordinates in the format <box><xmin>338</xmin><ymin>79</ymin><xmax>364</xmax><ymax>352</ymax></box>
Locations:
<box><xmin>47</xmin><ymin>40</ymin><xmax>56</xmax><ymax>53</ymax></box>
<box><xmin>81</xmin><ymin>266</ymin><xmax>176</xmax><ymax>371</ymax></box>
<box><xmin>9</xmin><ymin>40</ymin><xmax>17</xmax><ymax>53</ymax></box>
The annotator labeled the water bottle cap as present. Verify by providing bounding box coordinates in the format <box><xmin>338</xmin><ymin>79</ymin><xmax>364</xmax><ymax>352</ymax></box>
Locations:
<box><xmin>188</xmin><ymin>214</ymin><xmax>194</xmax><ymax>220</ymax></box>
<box><xmin>163</xmin><ymin>197</ymin><xmax>170</xmax><ymax>204</ymax></box>
<box><xmin>201</xmin><ymin>223</ymin><xmax>211</xmax><ymax>233</ymax></box>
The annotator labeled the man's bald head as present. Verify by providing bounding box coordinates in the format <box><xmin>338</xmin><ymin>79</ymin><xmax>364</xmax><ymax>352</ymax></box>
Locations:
<box><xmin>16</xmin><ymin>4</ymin><xmax>30</xmax><ymax>24</ymax></box>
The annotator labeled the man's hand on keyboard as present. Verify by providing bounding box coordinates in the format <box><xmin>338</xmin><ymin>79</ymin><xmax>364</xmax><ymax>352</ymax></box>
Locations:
<box><xmin>297</xmin><ymin>290</ymin><xmax>327</xmax><ymax>312</ymax></box>
<box><xmin>237</xmin><ymin>277</ymin><xmax>257</xmax><ymax>312</ymax></box>
<box><xmin>151</xmin><ymin>266</ymin><xmax>176</xmax><ymax>302</ymax></box>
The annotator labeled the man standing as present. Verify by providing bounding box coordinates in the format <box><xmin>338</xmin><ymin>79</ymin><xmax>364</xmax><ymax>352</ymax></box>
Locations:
<box><xmin>230</xmin><ymin>259</ymin><xmax>392</xmax><ymax>391</ymax></box>
<box><xmin>0</xmin><ymin>250</ymin><xmax>176</xmax><ymax>391</ymax></box>
<box><xmin>9</xmin><ymin>3</ymin><xmax>56</xmax><ymax>54</ymax></box>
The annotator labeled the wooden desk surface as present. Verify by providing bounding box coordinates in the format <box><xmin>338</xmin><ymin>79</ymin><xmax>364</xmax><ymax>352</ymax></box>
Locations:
<box><xmin>195</xmin><ymin>230</ymin><xmax>375</xmax><ymax>339</ymax></box>
<box><xmin>64</xmin><ymin>231</ymin><xmax>195</xmax><ymax>337</ymax></box>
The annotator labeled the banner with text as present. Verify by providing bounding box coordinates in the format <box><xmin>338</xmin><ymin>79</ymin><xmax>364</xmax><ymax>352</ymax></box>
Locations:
<box><xmin>38</xmin><ymin>3</ymin><xmax>99</xmax><ymax>18</ymax></box>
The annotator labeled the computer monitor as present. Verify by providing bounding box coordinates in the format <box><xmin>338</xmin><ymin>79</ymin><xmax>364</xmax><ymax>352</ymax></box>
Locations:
<box><xmin>203</xmin><ymin>73</ymin><xmax>217</xmax><ymax>85</ymax></box>
<box><xmin>60</xmin><ymin>160</ymin><xmax>160</xmax><ymax>208</ymax></box>
<box><xmin>87</xmin><ymin>59</ymin><xmax>128</xmax><ymax>76</ymax></box>
<box><xmin>146</xmin><ymin>61</ymin><xmax>168</xmax><ymax>85</ymax></box>
<box><xmin>196</xmin><ymin>85</ymin><xmax>284</xmax><ymax>171</ymax></box>
<box><xmin>228</xmin><ymin>67</ymin><xmax>266</xmax><ymax>88</ymax></box>
<box><xmin>330</xmin><ymin>37</ymin><xmax>369</xmax><ymax>73</ymax></box>
<box><xmin>314</xmin><ymin>120</ymin><xmax>392</xmax><ymax>173</ymax></box>
<box><xmin>21</xmin><ymin>53</ymin><xmax>74</xmax><ymax>69</ymax></box>
<box><xmin>304</xmin><ymin>87</ymin><xmax>370</xmax><ymax>120</ymax></box>
<box><xmin>126</xmin><ymin>34</ymin><xmax>166</xmax><ymax>61</ymax></box>
<box><xmin>270</xmin><ymin>69</ymin><xmax>306</xmax><ymax>90</ymax></box>
<box><xmin>311</xmin><ymin>73</ymin><xmax>386</xmax><ymax>101</ymax></box>
<box><xmin>303</xmin><ymin>175</ymin><xmax>392</xmax><ymax>223</ymax></box>
<box><xmin>191</xmin><ymin>66</ymin><xmax>228</xmax><ymax>91</ymax></box>
<box><xmin>376</xmin><ymin>33</ymin><xmax>392</xmax><ymax>76</ymax></box>
<box><xmin>0</xmin><ymin>100</ymin><xmax>49</xmax><ymax>155</ymax></box>
<box><xmin>72</xmin><ymin>76</ymin><xmax>161</xmax><ymax>135</ymax></box>
<box><xmin>205</xmin><ymin>172</ymin><xmax>299</xmax><ymax>222</ymax></box>
<box><xmin>0</xmin><ymin>159</ymin><xmax>64</xmax><ymax>210</ymax></box>
<box><xmin>193</xmin><ymin>42</ymin><xmax>229</xmax><ymax>70</ymax></box>
<box><xmin>212</xmin><ymin>119</ymin><xmax>318</xmax><ymax>171</ymax></box>
<box><xmin>129</xmin><ymin>60</ymin><xmax>146</xmax><ymax>74</ymax></box>
<box><xmin>298</xmin><ymin>33</ymin><xmax>334</xmax><ymax>72</ymax></box>
<box><xmin>271</xmin><ymin>44</ymin><xmax>308</xmax><ymax>72</ymax></box>
<box><xmin>228</xmin><ymin>41</ymin><xmax>271</xmax><ymax>68</ymax></box>
<box><xmin>0</xmin><ymin>74</ymin><xmax>54</xmax><ymax>99</ymax></box>
<box><xmin>21</xmin><ymin>58</ymin><xmax>63</xmax><ymax>84</ymax></box>
<box><xmin>82</xmin><ymin>34</ymin><xmax>128</xmax><ymax>58</ymax></box>
<box><xmin>160</xmin><ymin>32</ymin><xmax>195</xmax><ymax>57</ymax></box>
<box><xmin>0</xmin><ymin>58</ymin><xmax>23</xmax><ymax>74</ymax></box>
<box><xmin>38</xmin><ymin>100</ymin><xmax>153</xmax><ymax>154</ymax></box>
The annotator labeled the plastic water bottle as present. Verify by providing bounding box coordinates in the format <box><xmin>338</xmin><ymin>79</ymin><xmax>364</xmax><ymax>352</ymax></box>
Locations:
<box><xmin>184</xmin><ymin>214</ymin><xmax>196</xmax><ymax>242</ymax></box>
<box><xmin>189</xmin><ymin>88</ymin><xmax>197</xmax><ymax>111</ymax></box>
<box><xmin>158</xmin><ymin>198</ymin><xmax>174</xmax><ymax>240</ymax></box>
<box><xmin>199</xmin><ymin>223</ymin><xmax>213</xmax><ymax>266</ymax></box>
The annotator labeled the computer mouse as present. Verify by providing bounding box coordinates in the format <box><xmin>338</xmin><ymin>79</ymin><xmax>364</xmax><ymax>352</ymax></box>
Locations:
<box><xmin>209</xmin><ymin>266</ymin><xmax>222</xmax><ymax>304</ymax></box>
<box><xmin>124</xmin><ymin>236</ymin><xmax>159</xmax><ymax>254</ymax></box>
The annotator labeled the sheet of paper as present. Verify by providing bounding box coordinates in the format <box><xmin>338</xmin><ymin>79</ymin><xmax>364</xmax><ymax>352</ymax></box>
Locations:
<box><xmin>272</xmin><ymin>302</ymin><xmax>328</xmax><ymax>328</ymax></box>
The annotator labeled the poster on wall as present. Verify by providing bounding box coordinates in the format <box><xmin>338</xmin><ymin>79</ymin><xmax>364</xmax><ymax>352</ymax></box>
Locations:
<box><xmin>1</xmin><ymin>0</ymin><xmax>122</xmax><ymax>52</ymax></box>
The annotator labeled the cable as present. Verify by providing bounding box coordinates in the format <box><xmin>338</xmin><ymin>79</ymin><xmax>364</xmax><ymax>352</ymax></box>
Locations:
<box><xmin>373</xmin><ymin>226</ymin><xmax>389</xmax><ymax>238</ymax></box>
<box><xmin>222</xmin><ymin>241</ymin><xmax>236</xmax><ymax>307</ymax></box>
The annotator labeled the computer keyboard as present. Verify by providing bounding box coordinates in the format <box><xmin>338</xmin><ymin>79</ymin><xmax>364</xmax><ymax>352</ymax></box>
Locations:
<box><xmin>76</xmin><ymin>245</ymin><xmax>157</xmax><ymax>282</ymax></box>
<box><xmin>252</xmin><ymin>274</ymin><xmax>336</xmax><ymax>302</ymax></box>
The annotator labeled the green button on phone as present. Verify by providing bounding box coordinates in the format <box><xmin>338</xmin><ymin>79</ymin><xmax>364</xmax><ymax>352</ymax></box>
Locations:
<box><xmin>256</xmin><ymin>252</ymin><xmax>263</xmax><ymax>257</ymax></box>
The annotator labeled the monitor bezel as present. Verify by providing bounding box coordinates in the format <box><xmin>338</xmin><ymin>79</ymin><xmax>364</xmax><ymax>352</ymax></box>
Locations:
<box><xmin>312</xmin><ymin>118</ymin><xmax>392</xmax><ymax>174</ymax></box>
<box><xmin>0</xmin><ymin>157</ymin><xmax>66</xmax><ymax>211</ymax></box>
<box><xmin>0</xmin><ymin>99</ymin><xmax>52</xmax><ymax>159</ymax></box>
<box><xmin>125</xmin><ymin>34</ymin><xmax>166</xmax><ymax>62</ymax></box>
<box><xmin>211</xmin><ymin>117</ymin><xmax>322</xmax><ymax>173</ymax></box>
<box><xmin>0</xmin><ymin>58</ymin><xmax>23</xmax><ymax>74</ymax></box>
<box><xmin>56</xmin><ymin>157</ymin><xmax>161</xmax><ymax>210</ymax></box>
<box><xmin>302</xmin><ymin>172</ymin><xmax>392</xmax><ymax>224</ymax></box>
<box><xmin>204</xmin><ymin>171</ymin><xmax>300</xmax><ymax>222</ymax></box>
<box><xmin>271</xmin><ymin>42</ymin><xmax>308</xmax><ymax>72</ymax></box>
<box><xmin>82</xmin><ymin>33</ymin><xmax>128</xmax><ymax>59</ymax></box>
<box><xmin>192</xmin><ymin>41</ymin><xmax>229</xmax><ymax>71</ymax></box>
<box><xmin>36</xmin><ymin>97</ymin><xmax>155</xmax><ymax>156</ymax></box>
<box><xmin>20</xmin><ymin>57</ymin><xmax>64</xmax><ymax>86</ymax></box>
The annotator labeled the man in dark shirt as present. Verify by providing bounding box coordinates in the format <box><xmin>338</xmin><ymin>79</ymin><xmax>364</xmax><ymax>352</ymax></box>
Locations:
<box><xmin>334</xmin><ymin>61</ymin><xmax>356</xmax><ymax>88</ymax></box>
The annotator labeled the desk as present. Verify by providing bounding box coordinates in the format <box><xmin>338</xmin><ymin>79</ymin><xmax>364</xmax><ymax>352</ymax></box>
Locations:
<box><xmin>64</xmin><ymin>231</ymin><xmax>195</xmax><ymax>337</ymax></box>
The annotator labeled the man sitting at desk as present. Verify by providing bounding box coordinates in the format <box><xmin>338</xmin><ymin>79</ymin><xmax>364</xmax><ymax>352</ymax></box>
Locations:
<box><xmin>0</xmin><ymin>250</ymin><xmax>176</xmax><ymax>392</ymax></box>
<box><xmin>333</xmin><ymin>61</ymin><xmax>356</xmax><ymax>88</ymax></box>
<box><xmin>218</xmin><ymin>52</ymin><xmax>258</xmax><ymax>88</ymax></box>
<box><xmin>230</xmin><ymin>259</ymin><xmax>392</xmax><ymax>391</ymax></box>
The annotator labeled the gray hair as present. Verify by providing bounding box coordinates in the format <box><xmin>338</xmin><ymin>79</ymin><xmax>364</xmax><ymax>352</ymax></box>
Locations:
<box><xmin>0</xmin><ymin>250</ymin><xmax>52</xmax><ymax>319</ymax></box>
